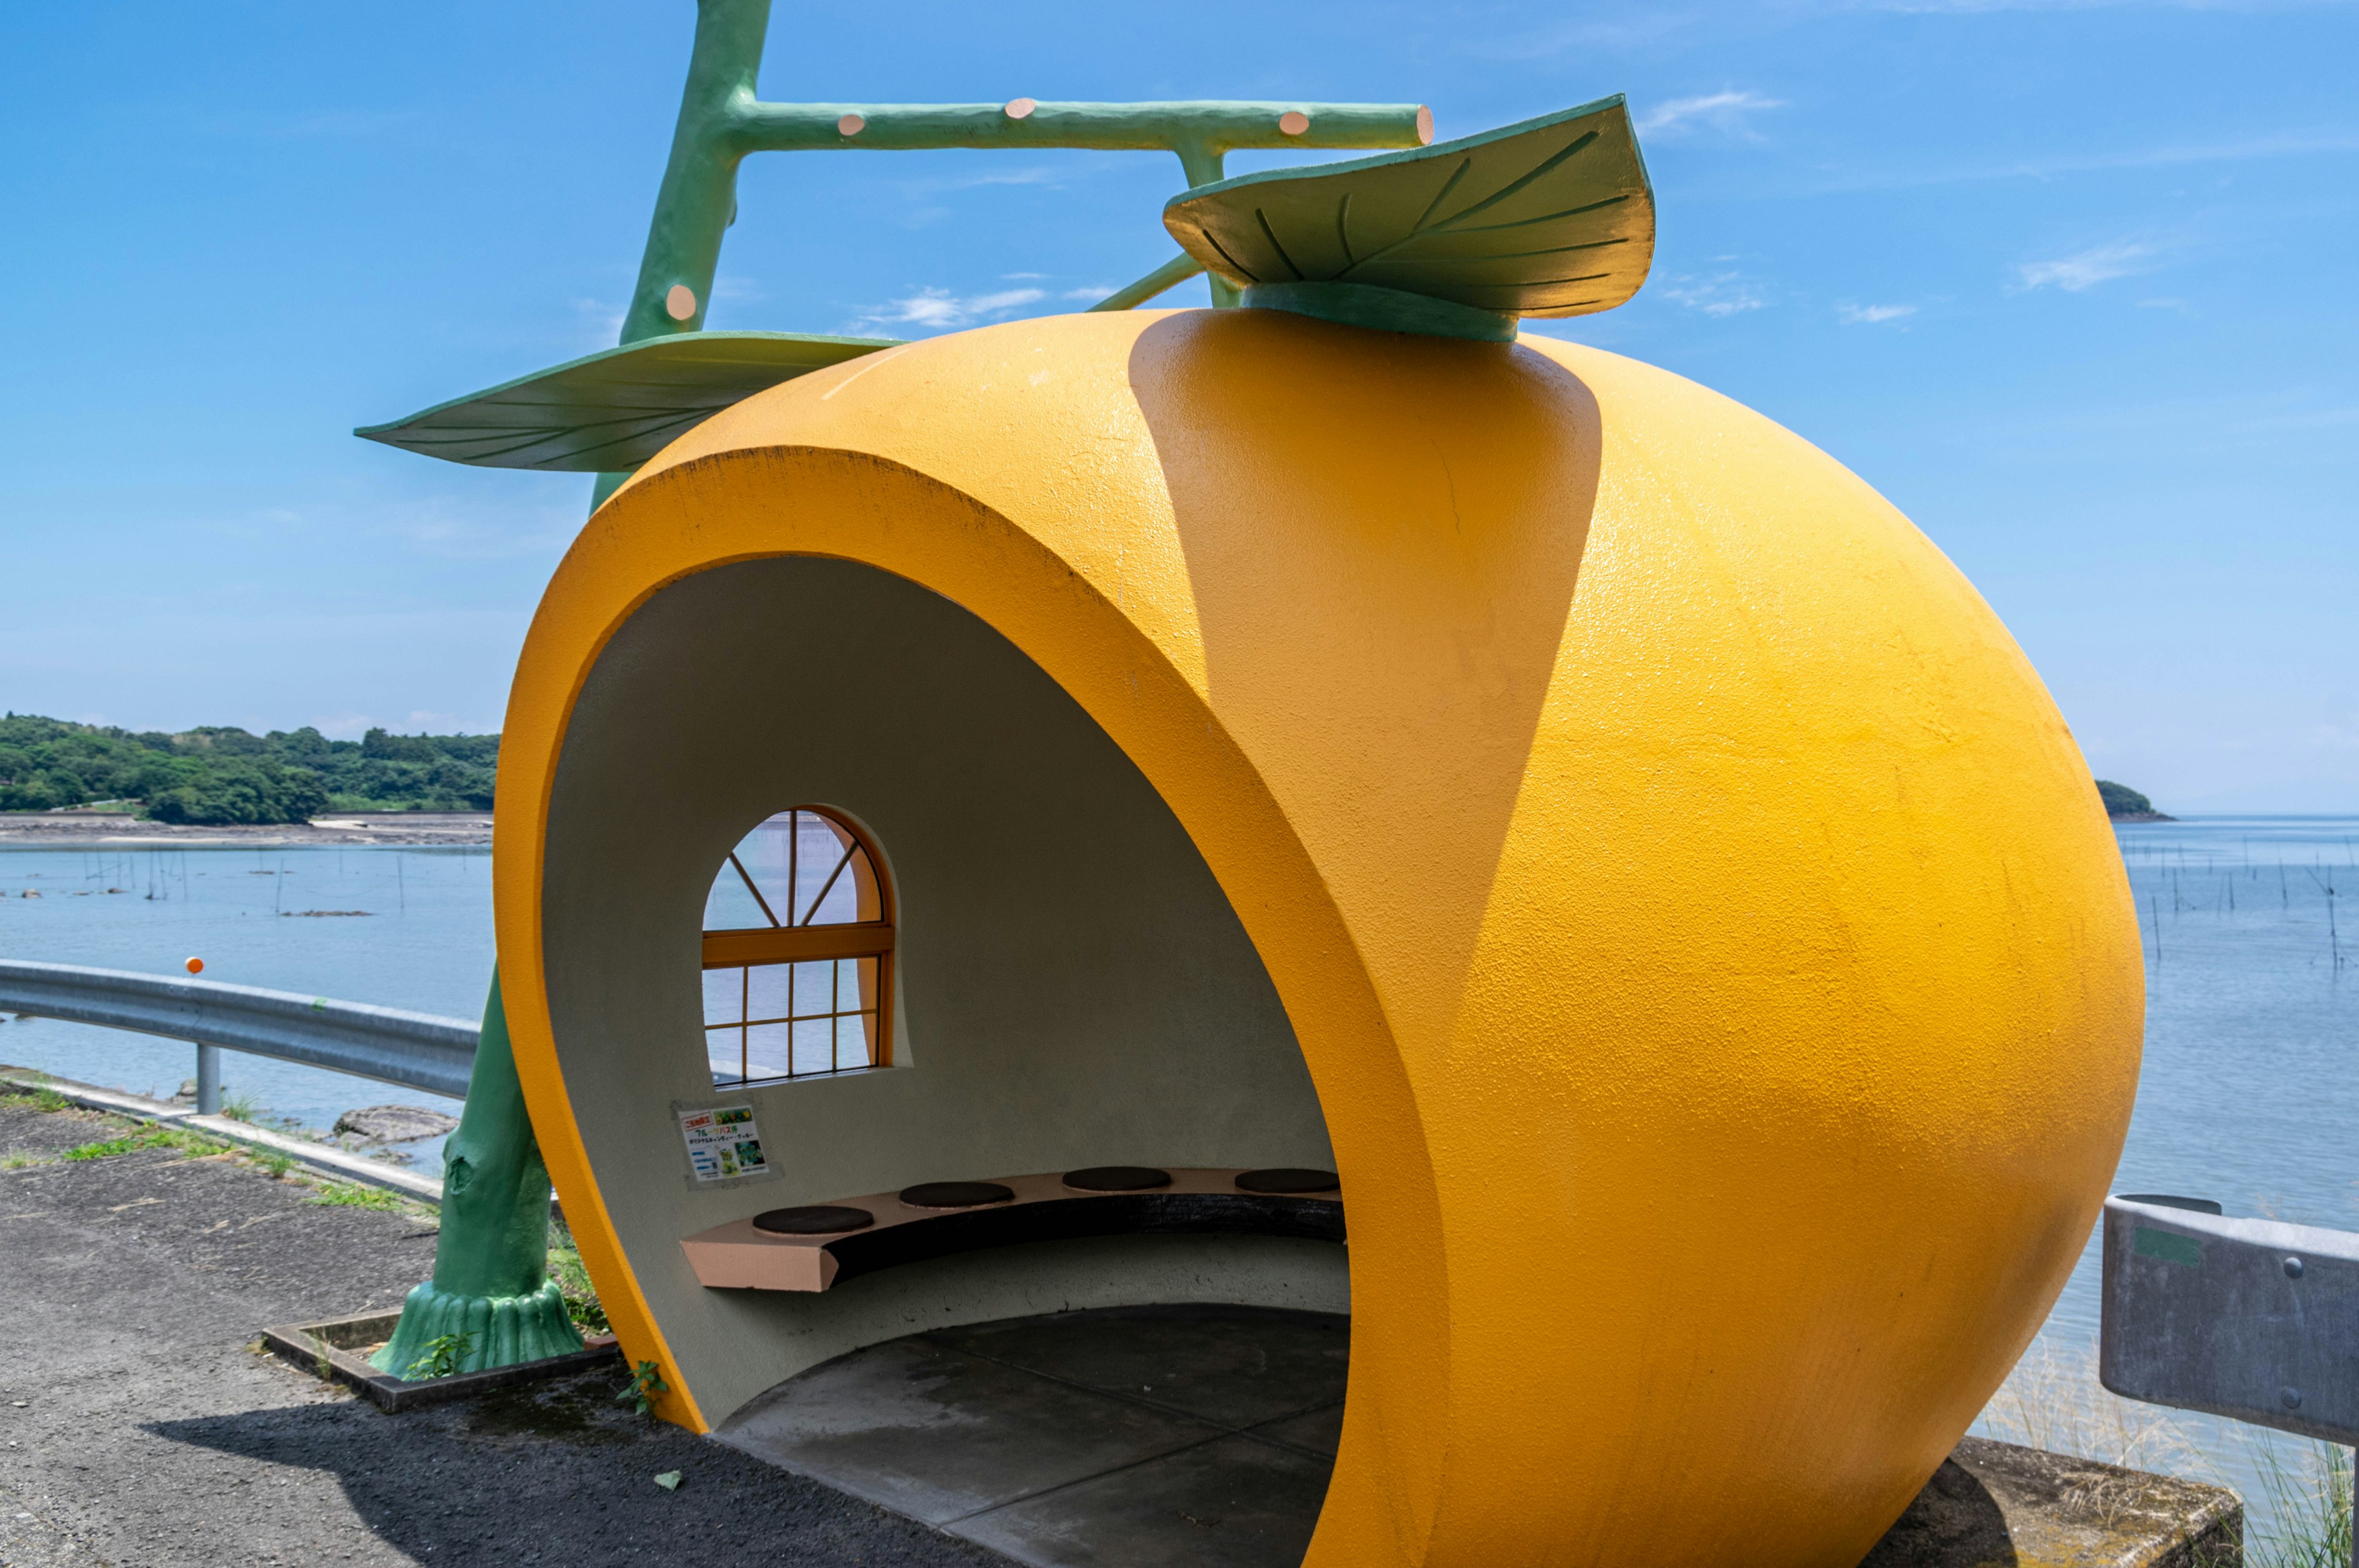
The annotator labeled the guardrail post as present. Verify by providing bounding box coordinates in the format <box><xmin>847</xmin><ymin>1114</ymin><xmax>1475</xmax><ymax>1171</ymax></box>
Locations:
<box><xmin>370</xmin><ymin>970</ymin><xmax>579</xmax><ymax>1378</ymax></box>
<box><xmin>194</xmin><ymin>1042</ymin><xmax>221</xmax><ymax>1114</ymax></box>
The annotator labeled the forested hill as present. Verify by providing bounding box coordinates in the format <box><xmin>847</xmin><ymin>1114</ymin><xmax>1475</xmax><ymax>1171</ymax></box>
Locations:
<box><xmin>0</xmin><ymin>714</ymin><xmax>496</xmax><ymax>824</ymax></box>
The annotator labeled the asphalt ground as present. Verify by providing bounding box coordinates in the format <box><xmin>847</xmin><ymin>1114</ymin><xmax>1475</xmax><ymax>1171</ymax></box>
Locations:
<box><xmin>0</xmin><ymin>1093</ymin><xmax>1009</xmax><ymax>1567</ymax></box>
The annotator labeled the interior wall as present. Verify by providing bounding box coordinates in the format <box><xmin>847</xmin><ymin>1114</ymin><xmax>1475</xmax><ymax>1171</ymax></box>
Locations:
<box><xmin>541</xmin><ymin>555</ymin><xmax>1345</xmax><ymax>1425</ymax></box>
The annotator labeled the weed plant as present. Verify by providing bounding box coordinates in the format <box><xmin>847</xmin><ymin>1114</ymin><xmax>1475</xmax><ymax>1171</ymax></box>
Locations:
<box><xmin>546</xmin><ymin>1216</ymin><xmax>611</xmax><ymax>1335</ymax></box>
<box><xmin>409</xmin><ymin>1332</ymin><xmax>474</xmax><ymax>1379</ymax></box>
<box><xmin>617</xmin><ymin>1360</ymin><xmax>667</xmax><ymax>1416</ymax></box>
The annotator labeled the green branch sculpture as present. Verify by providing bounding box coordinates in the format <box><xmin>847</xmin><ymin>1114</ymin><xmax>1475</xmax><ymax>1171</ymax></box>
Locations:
<box><xmin>362</xmin><ymin>0</ymin><xmax>1653</xmax><ymax>1377</ymax></box>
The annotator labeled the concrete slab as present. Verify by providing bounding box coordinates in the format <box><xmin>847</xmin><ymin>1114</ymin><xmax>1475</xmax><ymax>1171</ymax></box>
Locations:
<box><xmin>723</xmin><ymin>1304</ymin><xmax>2244</xmax><ymax>1568</ymax></box>
<box><xmin>259</xmin><ymin>1309</ymin><xmax>622</xmax><ymax>1413</ymax></box>
<box><xmin>1864</xmin><ymin>1435</ymin><xmax>2243</xmax><ymax>1568</ymax></box>
<box><xmin>927</xmin><ymin>1303</ymin><xmax>1348</xmax><ymax>1429</ymax></box>
<box><xmin>719</xmin><ymin>1335</ymin><xmax>1227</xmax><ymax>1527</ymax></box>
<box><xmin>953</xmin><ymin>1432</ymin><xmax>1333</xmax><ymax>1568</ymax></box>
<box><xmin>1244</xmin><ymin>1402</ymin><xmax>1343</xmax><ymax>1459</ymax></box>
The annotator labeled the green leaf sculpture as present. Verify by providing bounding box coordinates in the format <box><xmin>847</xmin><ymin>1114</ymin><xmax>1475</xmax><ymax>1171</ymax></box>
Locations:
<box><xmin>1162</xmin><ymin>95</ymin><xmax>1653</xmax><ymax>342</ymax></box>
<box><xmin>354</xmin><ymin>330</ymin><xmax>902</xmax><ymax>472</ymax></box>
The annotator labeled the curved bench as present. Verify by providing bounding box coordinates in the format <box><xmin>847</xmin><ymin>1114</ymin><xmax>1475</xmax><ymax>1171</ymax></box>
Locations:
<box><xmin>680</xmin><ymin>1167</ymin><xmax>1342</xmax><ymax>1292</ymax></box>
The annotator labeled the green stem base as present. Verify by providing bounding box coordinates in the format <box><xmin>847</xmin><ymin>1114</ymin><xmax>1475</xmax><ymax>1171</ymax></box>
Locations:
<box><xmin>367</xmin><ymin>1279</ymin><xmax>584</xmax><ymax>1379</ymax></box>
<box><xmin>1241</xmin><ymin>280</ymin><xmax>1518</xmax><ymax>343</ymax></box>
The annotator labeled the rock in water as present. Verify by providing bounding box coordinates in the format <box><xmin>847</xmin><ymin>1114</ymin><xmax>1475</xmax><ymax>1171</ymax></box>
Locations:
<box><xmin>334</xmin><ymin>1104</ymin><xmax>459</xmax><ymax>1142</ymax></box>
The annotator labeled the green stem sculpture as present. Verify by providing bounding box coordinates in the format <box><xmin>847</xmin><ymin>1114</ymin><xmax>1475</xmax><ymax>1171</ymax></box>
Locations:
<box><xmin>371</xmin><ymin>972</ymin><xmax>581</xmax><ymax>1378</ymax></box>
<box><xmin>370</xmin><ymin>0</ymin><xmax>1433</xmax><ymax>1375</ymax></box>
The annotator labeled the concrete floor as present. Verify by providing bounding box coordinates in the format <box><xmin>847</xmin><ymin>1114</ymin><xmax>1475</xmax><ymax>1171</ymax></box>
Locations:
<box><xmin>719</xmin><ymin>1305</ymin><xmax>1348</xmax><ymax>1568</ymax></box>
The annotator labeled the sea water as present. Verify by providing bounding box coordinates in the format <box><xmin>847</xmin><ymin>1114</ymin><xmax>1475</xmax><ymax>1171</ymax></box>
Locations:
<box><xmin>0</xmin><ymin>844</ymin><xmax>487</xmax><ymax>1171</ymax></box>
<box><xmin>1977</xmin><ymin>815</ymin><xmax>2359</xmax><ymax>1547</ymax></box>
<box><xmin>6</xmin><ymin>822</ymin><xmax>2357</xmax><ymax>1530</ymax></box>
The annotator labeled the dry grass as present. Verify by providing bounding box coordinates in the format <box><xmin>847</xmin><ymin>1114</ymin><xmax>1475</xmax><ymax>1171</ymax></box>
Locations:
<box><xmin>1977</xmin><ymin>1338</ymin><xmax>2211</xmax><ymax>1479</ymax></box>
<box><xmin>1978</xmin><ymin>1337</ymin><xmax>2352</xmax><ymax>1568</ymax></box>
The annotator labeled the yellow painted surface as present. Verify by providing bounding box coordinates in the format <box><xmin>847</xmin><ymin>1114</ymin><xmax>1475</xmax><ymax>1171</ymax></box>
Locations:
<box><xmin>494</xmin><ymin>308</ymin><xmax>2142</xmax><ymax>1565</ymax></box>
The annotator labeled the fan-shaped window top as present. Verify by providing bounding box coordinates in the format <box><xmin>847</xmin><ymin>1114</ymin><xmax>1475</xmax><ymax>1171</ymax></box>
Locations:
<box><xmin>701</xmin><ymin>808</ymin><xmax>893</xmax><ymax>1085</ymax></box>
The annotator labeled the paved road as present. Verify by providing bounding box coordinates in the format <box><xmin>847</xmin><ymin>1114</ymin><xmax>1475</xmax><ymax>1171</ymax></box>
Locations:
<box><xmin>0</xmin><ymin>1094</ymin><xmax>1007</xmax><ymax>1567</ymax></box>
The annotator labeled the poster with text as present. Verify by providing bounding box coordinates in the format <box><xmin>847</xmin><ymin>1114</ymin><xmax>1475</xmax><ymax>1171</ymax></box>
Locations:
<box><xmin>679</xmin><ymin>1104</ymin><xmax>769</xmax><ymax>1183</ymax></box>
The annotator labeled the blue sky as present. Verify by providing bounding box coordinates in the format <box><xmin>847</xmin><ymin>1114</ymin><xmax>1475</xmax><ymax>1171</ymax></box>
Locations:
<box><xmin>2</xmin><ymin>1</ymin><xmax>2353</xmax><ymax>810</ymax></box>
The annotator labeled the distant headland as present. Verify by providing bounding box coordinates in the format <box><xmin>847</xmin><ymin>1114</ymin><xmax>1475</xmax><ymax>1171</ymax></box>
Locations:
<box><xmin>0</xmin><ymin>713</ymin><xmax>495</xmax><ymax>825</ymax></box>
<box><xmin>2097</xmin><ymin>779</ymin><xmax>2174</xmax><ymax>822</ymax></box>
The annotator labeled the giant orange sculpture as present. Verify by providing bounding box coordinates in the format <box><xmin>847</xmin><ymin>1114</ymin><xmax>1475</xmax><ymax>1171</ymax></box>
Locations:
<box><xmin>364</xmin><ymin>7</ymin><xmax>2143</xmax><ymax>1560</ymax></box>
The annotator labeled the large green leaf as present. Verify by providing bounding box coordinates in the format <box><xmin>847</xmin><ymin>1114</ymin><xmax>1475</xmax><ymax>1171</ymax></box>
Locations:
<box><xmin>356</xmin><ymin>330</ymin><xmax>904</xmax><ymax>472</ymax></box>
<box><xmin>1162</xmin><ymin>96</ymin><xmax>1653</xmax><ymax>322</ymax></box>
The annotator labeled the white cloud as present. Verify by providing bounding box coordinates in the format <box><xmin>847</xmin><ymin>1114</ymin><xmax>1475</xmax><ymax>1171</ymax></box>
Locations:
<box><xmin>1837</xmin><ymin>302</ymin><xmax>1917</xmax><ymax>324</ymax></box>
<box><xmin>570</xmin><ymin>295</ymin><xmax>625</xmax><ymax>349</ymax></box>
<box><xmin>1063</xmin><ymin>286</ymin><xmax>1116</xmax><ymax>301</ymax></box>
<box><xmin>1637</xmin><ymin>91</ymin><xmax>1787</xmax><ymax>136</ymax></box>
<box><xmin>847</xmin><ymin>286</ymin><xmax>1047</xmax><ymax>334</ymax></box>
<box><xmin>2016</xmin><ymin>240</ymin><xmax>2156</xmax><ymax>292</ymax></box>
<box><xmin>310</xmin><ymin>712</ymin><xmax>378</xmax><ymax>741</ymax></box>
<box><xmin>1661</xmin><ymin>273</ymin><xmax>1767</xmax><ymax>316</ymax></box>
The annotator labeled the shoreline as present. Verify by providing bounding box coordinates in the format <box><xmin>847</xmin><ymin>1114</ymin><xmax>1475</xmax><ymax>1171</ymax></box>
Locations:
<box><xmin>0</xmin><ymin>810</ymin><xmax>491</xmax><ymax>849</ymax></box>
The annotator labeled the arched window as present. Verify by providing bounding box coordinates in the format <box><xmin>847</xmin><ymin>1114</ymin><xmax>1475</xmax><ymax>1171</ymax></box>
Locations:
<box><xmin>701</xmin><ymin>807</ymin><xmax>894</xmax><ymax>1085</ymax></box>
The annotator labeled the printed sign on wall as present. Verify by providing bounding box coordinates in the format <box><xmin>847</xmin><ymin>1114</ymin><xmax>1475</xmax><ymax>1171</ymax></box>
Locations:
<box><xmin>679</xmin><ymin>1104</ymin><xmax>769</xmax><ymax>1183</ymax></box>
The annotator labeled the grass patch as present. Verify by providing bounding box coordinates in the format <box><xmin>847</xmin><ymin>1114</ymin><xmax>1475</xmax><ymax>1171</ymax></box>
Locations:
<box><xmin>64</xmin><ymin>1129</ymin><xmax>180</xmax><ymax>1161</ymax></box>
<box><xmin>60</xmin><ymin>1124</ymin><xmax>235</xmax><ymax>1162</ymax></box>
<box><xmin>2250</xmin><ymin>1437</ymin><xmax>2353</xmax><ymax>1568</ymax></box>
<box><xmin>217</xmin><ymin>1090</ymin><xmax>263</xmax><ymax>1123</ymax></box>
<box><xmin>1</xmin><ymin>1151</ymin><xmax>52</xmax><ymax>1169</ymax></box>
<box><xmin>547</xmin><ymin>1219</ymin><xmax>611</xmax><ymax>1336</ymax></box>
<box><xmin>307</xmin><ymin>1181</ymin><xmax>406</xmax><ymax>1212</ymax></box>
<box><xmin>2</xmin><ymin>1086</ymin><xmax>75</xmax><ymax>1114</ymax></box>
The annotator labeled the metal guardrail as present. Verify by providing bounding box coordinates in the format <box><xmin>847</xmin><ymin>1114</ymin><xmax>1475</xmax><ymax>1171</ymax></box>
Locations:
<box><xmin>2102</xmin><ymin>1193</ymin><xmax>2359</xmax><ymax>1446</ymax></box>
<box><xmin>2101</xmin><ymin>1191</ymin><xmax>2359</xmax><ymax>1568</ymax></box>
<box><xmin>0</xmin><ymin>959</ymin><xmax>477</xmax><ymax>1103</ymax></box>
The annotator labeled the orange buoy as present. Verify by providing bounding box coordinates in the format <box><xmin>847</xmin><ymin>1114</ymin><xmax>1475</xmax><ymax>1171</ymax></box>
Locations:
<box><xmin>184</xmin><ymin>957</ymin><xmax>204</xmax><ymax>975</ymax></box>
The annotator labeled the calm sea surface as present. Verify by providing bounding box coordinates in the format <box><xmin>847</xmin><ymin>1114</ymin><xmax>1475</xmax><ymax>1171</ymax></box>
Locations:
<box><xmin>0</xmin><ymin>844</ymin><xmax>487</xmax><ymax>1170</ymax></box>
<box><xmin>5</xmin><ymin>819</ymin><xmax>2355</xmax><ymax>1521</ymax></box>
<box><xmin>1984</xmin><ymin>814</ymin><xmax>2359</xmax><ymax>1543</ymax></box>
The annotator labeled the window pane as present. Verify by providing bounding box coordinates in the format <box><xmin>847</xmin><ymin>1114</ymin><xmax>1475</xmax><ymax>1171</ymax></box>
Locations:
<box><xmin>745</xmin><ymin>1021</ymin><xmax>797</xmax><ymax>1082</ymax></box>
<box><xmin>850</xmin><ymin>954</ymin><xmax>879</xmax><ymax>1020</ymax></box>
<box><xmin>703</xmin><ymin>862</ymin><xmax>772</xmax><ymax>930</ymax></box>
<box><xmin>703</xmin><ymin>966</ymin><xmax>746</xmax><ymax>1028</ymax></box>
<box><xmin>839</xmin><ymin>1009</ymin><xmax>879</xmax><ymax>1067</ymax></box>
<box><xmin>727</xmin><ymin>814</ymin><xmax>799</xmax><ymax>926</ymax></box>
<box><xmin>745</xmin><ymin>961</ymin><xmax>793</xmax><ymax>1024</ymax></box>
<box><xmin>789</xmin><ymin>1016</ymin><xmax>834</xmax><ymax>1075</ymax></box>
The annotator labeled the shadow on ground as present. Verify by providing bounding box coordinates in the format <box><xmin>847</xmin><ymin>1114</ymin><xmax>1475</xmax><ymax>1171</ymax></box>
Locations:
<box><xmin>149</xmin><ymin>1368</ymin><xmax>1013</xmax><ymax>1567</ymax></box>
<box><xmin>722</xmin><ymin>1305</ymin><xmax>1348</xmax><ymax>1568</ymax></box>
